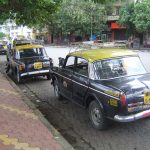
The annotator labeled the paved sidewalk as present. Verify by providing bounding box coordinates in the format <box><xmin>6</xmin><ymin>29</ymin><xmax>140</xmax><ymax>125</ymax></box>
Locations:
<box><xmin>0</xmin><ymin>72</ymin><xmax>73</xmax><ymax>150</ymax></box>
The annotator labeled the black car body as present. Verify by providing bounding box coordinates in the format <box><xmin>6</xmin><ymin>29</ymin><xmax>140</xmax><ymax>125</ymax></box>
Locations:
<box><xmin>52</xmin><ymin>48</ymin><xmax>150</xmax><ymax>130</ymax></box>
<box><xmin>0</xmin><ymin>41</ymin><xmax>7</xmax><ymax>55</ymax></box>
<box><xmin>7</xmin><ymin>44</ymin><xmax>53</xmax><ymax>83</ymax></box>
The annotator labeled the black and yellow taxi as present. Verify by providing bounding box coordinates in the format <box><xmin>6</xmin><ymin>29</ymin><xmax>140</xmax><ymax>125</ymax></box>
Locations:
<box><xmin>0</xmin><ymin>40</ymin><xmax>7</xmax><ymax>55</ymax></box>
<box><xmin>52</xmin><ymin>48</ymin><xmax>150</xmax><ymax>130</ymax></box>
<box><xmin>7</xmin><ymin>44</ymin><xmax>53</xmax><ymax>83</ymax></box>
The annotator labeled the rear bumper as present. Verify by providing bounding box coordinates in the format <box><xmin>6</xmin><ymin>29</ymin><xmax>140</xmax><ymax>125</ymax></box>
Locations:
<box><xmin>114</xmin><ymin>109</ymin><xmax>150</xmax><ymax>122</ymax></box>
<box><xmin>20</xmin><ymin>69</ymin><xmax>50</xmax><ymax>77</ymax></box>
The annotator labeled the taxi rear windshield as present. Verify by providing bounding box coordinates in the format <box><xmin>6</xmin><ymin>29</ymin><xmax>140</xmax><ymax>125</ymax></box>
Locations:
<box><xmin>19</xmin><ymin>48</ymin><xmax>47</xmax><ymax>58</ymax></box>
<box><xmin>94</xmin><ymin>56</ymin><xmax>146</xmax><ymax>79</ymax></box>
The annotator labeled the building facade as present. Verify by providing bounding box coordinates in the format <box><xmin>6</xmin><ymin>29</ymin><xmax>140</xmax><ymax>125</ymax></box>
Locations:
<box><xmin>0</xmin><ymin>20</ymin><xmax>32</xmax><ymax>40</ymax></box>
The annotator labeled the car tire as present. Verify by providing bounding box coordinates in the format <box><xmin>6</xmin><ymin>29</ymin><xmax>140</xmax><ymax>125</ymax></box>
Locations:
<box><xmin>89</xmin><ymin>100</ymin><xmax>108</xmax><ymax>130</ymax></box>
<box><xmin>54</xmin><ymin>79</ymin><xmax>63</xmax><ymax>100</ymax></box>
<box><xmin>16</xmin><ymin>69</ymin><xmax>22</xmax><ymax>84</ymax></box>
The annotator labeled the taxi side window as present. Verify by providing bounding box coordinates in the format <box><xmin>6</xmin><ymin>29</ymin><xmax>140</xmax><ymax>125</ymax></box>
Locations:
<box><xmin>65</xmin><ymin>56</ymin><xmax>75</xmax><ymax>70</ymax></box>
<box><xmin>75</xmin><ymin>57</ymin><xmax>88</xmax><ymax>76</ymax></box>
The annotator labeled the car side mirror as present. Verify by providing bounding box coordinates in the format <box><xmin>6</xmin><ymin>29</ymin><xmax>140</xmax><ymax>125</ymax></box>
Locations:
<box><xmin>49</xmin><ymin>58</ymin><xmax>53</xmax><ymax>68</ymax></box>
<box><xmin>58</xmin><ymin>57</ymin><xmax>65</xmax><ymax>67</ymax></box>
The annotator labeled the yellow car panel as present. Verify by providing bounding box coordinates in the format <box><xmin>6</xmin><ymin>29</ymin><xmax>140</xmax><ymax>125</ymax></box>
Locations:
<box><xmin>70</xmin><ymin>48</ymin><xmax>137</xmax><ymax>62</ymax></box>
<box><xmin>16</xmin><ymin>44</ymin><xmax>43</xmax><ymax>51</ymax></box>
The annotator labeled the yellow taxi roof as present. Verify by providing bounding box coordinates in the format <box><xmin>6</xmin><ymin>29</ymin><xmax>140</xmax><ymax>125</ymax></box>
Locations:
<box><xmin>69</xmin><ymin>48</ymin><xmax>137</xmax><ymax>62</ymax></box>
<box><xmin>16</xmin><ymin>44</ymin><xmax>43</xmax><ymax>51</ymax></box>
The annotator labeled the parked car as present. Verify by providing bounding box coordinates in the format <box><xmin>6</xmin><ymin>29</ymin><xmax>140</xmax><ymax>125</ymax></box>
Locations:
<box><xmin>7</xmin><ymin>39</ymin><xmax>39</xmax><ymax>60</ymax></box>
<box><xmin>0</xmin><ymin>40</ymin><xmax>8</xmax><ymax>55</ymax></box>
<box><xmin>52</xmin><ymin>48</ymin><xmax>150</xmax><ymax>130</ymax></box>
<box><xmin>7</xmin><ymin>44</ymin><xmax>53</xmax><ymax>83</ymax></box>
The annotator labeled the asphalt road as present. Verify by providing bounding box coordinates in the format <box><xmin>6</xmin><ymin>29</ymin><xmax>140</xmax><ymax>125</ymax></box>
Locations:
<box><xmin>1</xmin><ymin>48</ymin><xmax>150</xmax><ymax>150</ymax></box>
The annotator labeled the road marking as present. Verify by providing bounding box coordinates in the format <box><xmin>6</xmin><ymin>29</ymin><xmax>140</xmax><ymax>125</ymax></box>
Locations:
<box><xmin>0</xmin><ymin>134</ymin><xmax>40</xmax><ymax>150</ymax></box>
<box><xmin>0</xmin><ymin>104</ymin><xmax>38</xmax><ymax>120</ymax></box>
<box><xmin>0</xmin><ymin>88</ymin><xmax>19</xmax><ymax>96</ymax></box>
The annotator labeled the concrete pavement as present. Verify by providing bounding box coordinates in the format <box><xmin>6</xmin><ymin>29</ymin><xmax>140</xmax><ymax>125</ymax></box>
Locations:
<box><xmin>0</xmin><ymin>71</ymin><xmax>74</xmax><ymax>150</ymax></box>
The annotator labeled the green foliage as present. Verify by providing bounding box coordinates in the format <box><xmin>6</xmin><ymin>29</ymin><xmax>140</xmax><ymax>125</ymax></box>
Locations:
<box><xmin>134</xmin><ymin>0</ymin><xmax>150</xmax><ymax>33</ymax></box>
<box><xmin>0</xmin><ymin>32</ymin><xmax>5</xmax><ymax>38</ymax></box>
<box><xmin>47</xmin><ymin>0</ymin><xmax>107</xmax><ymax>37</ymax></box>
<box><xmin>0</xmin><ymin>0</ymin><xmax>113</xmax><ymax>26</ymax></box>
<box><xmin>119</xmin><ymin>0</ymin><xmax>150</xmax><ymax>34</ymax></box>
<box><xmin>0</xmin><ymin>0</ymin><xmax>61</xmax><ymax>26</ymax></box>
<box><xmin>118</xmin><ymin>3</ymin><xmax>135</xmax><ymax>35</ymax></box>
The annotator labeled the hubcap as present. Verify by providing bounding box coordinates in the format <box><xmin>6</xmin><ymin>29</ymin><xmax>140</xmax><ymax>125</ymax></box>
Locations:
<box><xmin>91</xmin><ymin>107</ymin><xmax>101</xmax><ymax>126</ymax></box>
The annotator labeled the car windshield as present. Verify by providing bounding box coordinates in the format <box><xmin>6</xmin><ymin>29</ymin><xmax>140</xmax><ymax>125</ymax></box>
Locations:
<box><xmin>19</xmin><ymin>48</ymin><xmax>47</xmax><ymax>59</ymax></box>
<box><xmin>94</xmin><ymin>56</ymin><xmax>146</xmax><ymax>80</ymax></box>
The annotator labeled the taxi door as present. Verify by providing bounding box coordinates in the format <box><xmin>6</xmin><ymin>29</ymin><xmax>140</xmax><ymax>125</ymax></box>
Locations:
<box><xmin>59</xmin><ymin>56</ymin><xmax>75</xmax><ymax>100</ymax></box>
<box><xmin>72</xmin><ymin>57</ymin><xmax>89</xmax><ymax>106</ymax></box>
<box><xmin>10</xmin><ymin>49</ymin><xmax>18</xmax><ymax>73</ymax></box>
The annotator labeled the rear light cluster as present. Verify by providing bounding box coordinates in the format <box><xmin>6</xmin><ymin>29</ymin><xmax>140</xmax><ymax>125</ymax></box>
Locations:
<box><xmin>19</xmin><ymin>64</ymin><xmax>25</xmax><ymax>71</ymax></box>
<box><xmin>120</xmin><ymin>93</ymin><xmax>126</xmax><ymax>107</ymax></box>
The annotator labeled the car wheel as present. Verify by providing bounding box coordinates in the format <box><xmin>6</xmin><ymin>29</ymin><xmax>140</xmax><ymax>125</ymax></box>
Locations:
<box><xmin>54</xmin><ymin>80</ymin><xmax>63</xmax><ymax>100</ymax></box>
<box><xmin>16</xmin><ymin>69</ymin><xmax>22</xmax><ymax>84</ymax></box>
<box><xmin>89</xmin><ymin>100</ymin><xmax>108</xmax><ymax>130</ymax></box>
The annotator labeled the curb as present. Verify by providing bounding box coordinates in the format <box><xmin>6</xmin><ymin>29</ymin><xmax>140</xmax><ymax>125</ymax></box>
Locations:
<box><xmin>4</xmin><ymin>73</ymin><xmax>74</xmax><ymax>150</ymax></box>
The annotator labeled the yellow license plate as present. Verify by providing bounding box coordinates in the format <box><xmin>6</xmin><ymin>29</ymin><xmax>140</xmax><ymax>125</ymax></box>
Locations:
<box><xmin>144</xmin><ymin>91</ymin><xmax>150</xmax><ymax>105</ymax></box>
<box><xmin>34</xmin><ymin>62</ymin><xmax>42</xmax><ymax>69</ymax></box>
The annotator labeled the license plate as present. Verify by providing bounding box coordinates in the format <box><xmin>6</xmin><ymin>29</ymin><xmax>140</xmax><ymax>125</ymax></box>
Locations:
<box><xmin>34</xmin><ymin>62</ymin><xmax>42</xmax><ymax>69</ymax></box>
<box><xmin>144</xmin><ymin>91</ymin><xmax>150</xmax><ymax>105</ymax></box>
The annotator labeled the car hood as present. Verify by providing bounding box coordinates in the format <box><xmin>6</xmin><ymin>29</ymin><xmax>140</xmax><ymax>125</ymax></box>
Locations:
<box><xmin>100</xmin><ymin>74</ymin><xmax>150</xmax><ymax>95</ymax></box>
<box><xmin>20</xmin><ymin>56</ymin><xmax>49</xmax><ymax>64</ymax></box>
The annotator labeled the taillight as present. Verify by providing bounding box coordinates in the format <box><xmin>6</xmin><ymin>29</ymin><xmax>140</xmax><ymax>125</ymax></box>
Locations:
<box><xmin>19</xmin><ymin>65</ymin><xmax>25</xmax><ymax>71</ymax></box>
<box><xmin>120</xmin><ymin>93</ymin><xmax>126</xmax><ymax>106</ymax></box>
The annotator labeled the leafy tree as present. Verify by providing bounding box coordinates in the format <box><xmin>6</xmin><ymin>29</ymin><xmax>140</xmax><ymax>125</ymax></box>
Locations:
<box><xmin>118</xmin><ymin>3</ymin><xmax>135</xmax><ymax>36</ymax></box>
<box><xmin>0</xmin><ymin>0</ymin><xmax>61</xmax><ymax>26</ymax></box>
<box><xmin>119</xmin><ymin>0</ymin><xmax>150</xmax><ymax>34</ymax></box>
<box><xmin>0</xmin><ymin>0</ymin><xmax>115</xmax><ymax>26</ymax></box>
<box><xmin>45</xmin><ymin>0</ymin><xmax>107</xmax><ymax>41</ymax></box>
<box><xmin>0</xmin><ymin>32</ymin><xmax>5</xmax><ymax>38</ymax></box>
<box><xmin>134</xmin><ymin>0</ymin><xmax>150</xmax><ymax>33</ymax></box>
